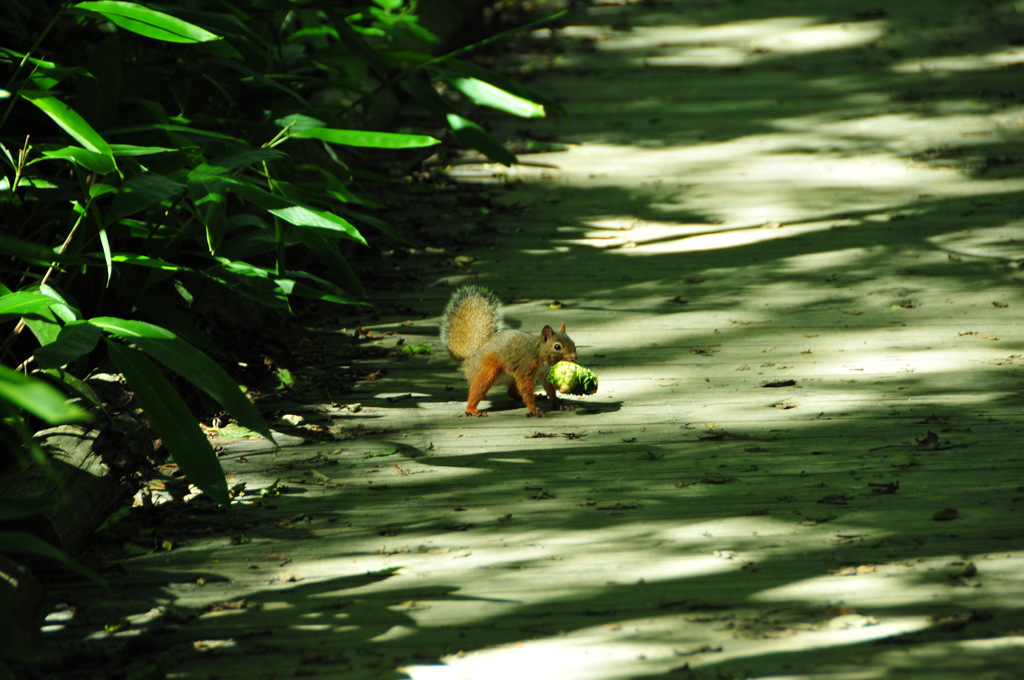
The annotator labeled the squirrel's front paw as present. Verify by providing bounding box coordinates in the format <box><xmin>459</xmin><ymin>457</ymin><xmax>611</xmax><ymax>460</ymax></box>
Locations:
<box><xmin>556</xmin><ymin>402</ymin><xmax>576</xmax><ymax>412</ymax></box>
<box><xmin>527</xmin><ymin>409</ymin><xmax>547</xmax><ymax>418</ymax></box>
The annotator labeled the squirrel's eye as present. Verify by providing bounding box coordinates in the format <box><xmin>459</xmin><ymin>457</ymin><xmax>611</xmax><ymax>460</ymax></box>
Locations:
<box><xmin>554</xmin><ymin>343</ymin><xmax>561</xmax><ymax>350</ymax></box>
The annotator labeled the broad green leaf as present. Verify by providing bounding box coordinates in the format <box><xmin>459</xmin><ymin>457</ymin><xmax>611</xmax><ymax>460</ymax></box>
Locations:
<box><xmin>268</xmin><ymin>205</ymin><xmax>366</xmax><ymax>243</ymax></box>
<box><xmin>19</xmin><ymin>282</ymin><xmax>79</xmax><ymax>350</ymax></box>
<box><xmin>123</xmin><ymin>287</ymin><xmax>220</xmax><ymax>356</ymax></box>
<box><xmin>40</xmin><ymin>368</ymin><xmax>104</xmax><ymax>409</ymax></box>
<box><xmin>0</xmin><ymin>234</ymin><xmax>59</xmax><ymax>266</ymax></box>
<box><xmin>443</xmin><ymin>57</ymin><xmax>564</xmax><ymax>115</ymax></box>
<box><xmin>335</xmin><ymin>20</ymin><xmax>389</xmax><ymax>79</ymax></box>
<box><xmin>74</xmin><ymin>1</ymin><xmax>221</xmax><ymax>43</ymax></box>
<box><xmin>446</xmin><ymin>113</ymin><xmax>517</xmax><ymax>166</ymax></box>
<box><xmin>0</xmin><ymin>291</ymin><xmax>59</xmax><ymax>317</ymax></box>
<box><xmin>109</xmin><ymin>143</ymin><xmax>175</xmax><ymax>156</ymax></box>
<box><xmin>20</xmin><ymin>92</ymin><xmax>117</xmax><ymax>173</ymax></box>
<box><xmin>90</xmin><ymin>183</ymin><xmax>118</xmax><ymax>199</ymax></box>
<box><xmin>203</xmin><ymin>265</ymin><xmax>289</xmax><ymax>312</ymax></box>
<box><xmin>97</xmin><ymin>223</ymin><xmax>113</xmax><ymax>285</ymax></box>
<box><xmin>444</xmin><ymin>76</ymin><xmax>545</xmax><ymax>118</ymax></box>
<box><xmin>33</xmin><ymin>321</ymin><xmax>103</xmax><ymax>369</ymax></box>
<box><xmin>37</xmin><ymin>283</ymin><xmax>80</xmax><ymax>323</ymax></box>
<box><xmin>108</xmin><ymin>172</ymin><xmax>184</xmax><ymax>223</ymax></box>
<box><xmin>39</xmin><ymin>146</ymin><xmax>117</xmax><ymax>175</ymax></box>
<box><xmin>290</xmin><ymin>127</ymin><xmax>439</xmax><ymax>149</ymax></box>
<box><xmin>91</xmin><ymin>317</ymin><xmax>274</xmax><ymax>443</ymax></box>
<box><xmin>105</xmin><ymin>339</ymin><xmax>230</xmax><ymax>508</ymax></box>
<box><xmin>106</xmin><ymin>254</ymin><xmax>187</xmax><ymax>270</ymax></box>
<box><xmin>187</xmin><ymin>165</ymin><xmax>229</xmax><ymax>252</ymax></box>
<box><xmin>0</xmin><ymin>364</ymin><xmax>92</xmax><ymax>424</ymax></box>
<box><xmin>0</xmin><ymin>531</ymin><xmax>106</xmax><ymax>585</ymax></box>
<box><xmin>275</xmin><ymin>113</ymin><xmax>325</xmax><ymax>134</ymax></box>
<box><xmin>278</xmin><ymin>273</ymin><xmax>365</xmax><ymax>307</ymax></box>
<box><xmin>228</xmin><ymin>179</ymin><xmax>367</xmax><ymax>245</ymax></box>
<box><xmin>292</xmin><ymin>228</ymin><xmax>367</xmax><ymax>298</ymax></box>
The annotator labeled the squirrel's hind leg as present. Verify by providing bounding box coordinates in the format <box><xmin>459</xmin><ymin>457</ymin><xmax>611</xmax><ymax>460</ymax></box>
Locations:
<box><xmin>465</xmin><ymin>359</ymin><xmax>503</xmax><ymax>417</ymax></box>
<box><xmin>514</xmin><ymin>373</ymin><xmax>545</xmax><ymax>418</ymax></box>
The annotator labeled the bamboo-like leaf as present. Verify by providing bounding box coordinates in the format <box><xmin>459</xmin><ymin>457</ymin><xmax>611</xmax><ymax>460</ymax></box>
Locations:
<box><xmin>0</xmin><ymin>291</ymin><xmax>59</xmax><ymax>317</ymax></box>
<box><xmin>108</xmin><ymin>172</ymin><xmax>184</xmax><ymax>223</ymax></box>
<box><xmin>444</xmin><ymin>76</ymin><xmax>546</xmax><ymax>118</ymax></box>
<box><xmin>443</xmin><ymin>57</ymin><xmax>564</xmax><ymax>115</ymax></box>
<box><xmin>228</xmin><ymin>178</ymin><xmax>367</xmax><ymax>245</ymax></box>
<box><xmin>39</xmin><ymin>146</ymin><xmax>118</xmax><ymax>175</ymax></box>
<box><xmin>446</xmin><ymin>113</ymin><xmax>517</xmax><ymax>166</ymax></box>
<box><xmin>92</xmin><ymin>317</ymin><xmax>274</xmax><ymax>443</ymax></box>
<box><xmin>0</xmin><ymin>364</ymin><xmax>92</xmax><ymax>424</ymax></box>
<box><xmin>33</xmin><ymin>321</ymin><xmax>103</xmax><ymax>369</ymax></box>
<box><xmin>187</xmin><ymin>165</ymin><xmax>228</xmax><ymax>252</ymax></box>
<box><xmin>105</xmin><ymin>339</ymin><xmax>230</xmax><ymax>508</ymax></box>
<box><xmin>73</xmin><ymin>1</ymin><xmax>221</xmax><ymax>43</ymax></box>
<box><xmin>20</xmin><ymin>92</ymin><xmax>118</xmax><ymax>173</ymax></box>
<box><xmin>0</xmin><ymin>531</ymin><xmax>106</xmax><ymax>585</ymax></box>
<box><xmin>290</xmin><ymin>127</ymin><xmax>439</xmax><ymax>149</ymax></box>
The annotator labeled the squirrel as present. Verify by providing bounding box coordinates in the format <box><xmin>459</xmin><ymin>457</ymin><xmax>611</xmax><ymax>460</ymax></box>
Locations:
<box><xmin>440</xmin><ymin>285</ymin><xmax>578</xmax><ymax>417</ymax></box>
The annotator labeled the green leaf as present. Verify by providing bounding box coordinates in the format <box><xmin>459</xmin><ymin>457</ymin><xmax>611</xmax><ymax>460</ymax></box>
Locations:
<box><xmin>20</xmin><ymin>92</ymin><xmax>118</xmax><ymax>173</ymax></box>
<box><xmin>40</xmin><ymin>368</ymin><xmax>104</xmax><ymax>410</ymax></box>
<box><xmin>91</xmin><ymin>318</ymin><xmax>274</xmax><ymax>443</ymax></box>
<box><xmin>0</xmin><ymin>234</ymin><xmax>58</xmax><ymax>267</ymax></box>
<box><xmin>108</xmin><ymin>143</ymin><xmax>175</xmax><ymax>156</ymax></box>
<box><xmin>443</xmin><ymin>57</ymin><xmax>564</xmax><ymax>115</ymax></box>
<box><xmin>106</xmin><ymin>254</ymin><xmax>188</xmax><ymax>270</ymax></box>
<box><xmin>108</xmin><ymin>173</ymin><xmax>184</xmax><ymax>223</ymax></box>
<box><xmin>284</xmin><ymin>125</ymin><xmax>440</xmax><ymax>150</ymax></box>
<box><xmin>105</xmin><ymin>339</ymin><xmax>230</xmax><ymax>508</ymax></box>
<box><xmin>33</xmin><ymin>321</ymin><xmax>103</xmax><ymax>369</ymax></box>
<box><xmin>0</xmin><ymin>531</ymin><xmax>106</xmax><ymax>585</ymax></box>
<box><xmin>0</xmin><ymin>364</ymin><xmax>92</xmax><ymax>424</ymax></box>
<box><xmin>0</xmin><ymin>291</ymin><xmax>59</xmax><ymax>317</ymax></box>
<box><xmin>39</xmin><ymin>146</ymin><xmax>118</xmax><ymax>175</ymax></box>
<box><xmin>74</xmin><ymin>1</ymin><xmax>221</xmax><ymax>43</ymax></box>
<box><xmin>290</xmin><ymin>126</ymin><xmax>439</xmax><ymax>149</ymax></box>
<box><xmin>228</xmin><ymin>179</ymin><xmax>367</xmax><ymax>245</ymax></box>
<box><xmin>268</xmin><ymin>205</ymin><xmax>366</xmax><ymax>242</ymax></box>
<box><xmin>16</xmin><ymin>285</ymin><xmax>79</xmax><ymax>351</ymax></box>
<box><xmin>187</xmin><ymin>166</ymin><xmax>229</xmax><ymax>252</ymax></box>
<box><xmin>444</xmin><ymin>76</ymin><xmax>546</xmax><ymax>118</ymax></box>
<box><xmin>446</xmin><ymin>113</ymin><xmax>517</xmax><ymax>166</ymax></box>
<box><xmin>291</xmin><ymin>229</ymin><xmax>367</xmax><ymax>298</ymax></box>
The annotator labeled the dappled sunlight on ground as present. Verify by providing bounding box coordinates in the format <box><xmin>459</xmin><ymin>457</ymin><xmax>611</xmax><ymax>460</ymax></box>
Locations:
<box><xmin>38</xmin><ymin>1</ymin><xmax>1024</xmax><ymax>679</ymax></box>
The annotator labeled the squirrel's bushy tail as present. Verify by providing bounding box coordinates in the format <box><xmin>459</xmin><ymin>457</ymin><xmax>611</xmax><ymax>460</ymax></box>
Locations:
<box><xmin>440</xmin><ymin>285</ymin><xmax>504</xmax><ymax>362</ymax></box>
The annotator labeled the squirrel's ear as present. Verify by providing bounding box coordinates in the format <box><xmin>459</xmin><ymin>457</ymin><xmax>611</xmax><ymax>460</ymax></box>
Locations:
<box><xmin>541</xmin><ymin>325</ymin><xmax>554</xmax><ymax>339</ymax></box>
<box><xmin>558</xmin><ymin>322</ymin><xmax>566</xmax><ymax>333</ymax></box>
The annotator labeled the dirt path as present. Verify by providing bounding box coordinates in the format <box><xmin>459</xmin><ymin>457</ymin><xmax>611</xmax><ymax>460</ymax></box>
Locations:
<box><xmin>38</xmin><ymin>1</ymin><xmax>1024</xmax><ymax>679</ymax></box>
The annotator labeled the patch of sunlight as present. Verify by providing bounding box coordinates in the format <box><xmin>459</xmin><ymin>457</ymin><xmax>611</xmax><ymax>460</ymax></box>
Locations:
<box><xmin>585</xmin><ymin>219</ymin><xmax>834</xmax><ymax>254</ymax></box>
<box><xmin>929</xmin><ymin>223</ymin><xmax>1024</xmax><ymax>260</ymax></box>
<box><xmin>893</xmin><ymin>49</ymin><xmax>1024</xmax><ymax>73</ymax></box>
<box><xmin>754</xmin><ymin>552</ymin><xmax>1024</xmax><ymax>609</ymax></box>
<box><xmin>570</xmin><ymin>18</ymin><xmax>884</xmax><ymax>68</ymax></box>
<box><xmin>402</xmin><ymin>613</ymin><xmax>928</xmax><ymax>680</ymax></box>
<box><xmin>834</xmin><ymin>349</ymin><xmax>1011</xmax><ymax>378</ymax></box>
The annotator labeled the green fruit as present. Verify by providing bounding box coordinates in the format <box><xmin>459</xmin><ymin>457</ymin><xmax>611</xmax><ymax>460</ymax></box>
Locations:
<box><xmin>547</xmin><ymin>361</ymin><xmax>598</xmax><ymax>396</ymax></box>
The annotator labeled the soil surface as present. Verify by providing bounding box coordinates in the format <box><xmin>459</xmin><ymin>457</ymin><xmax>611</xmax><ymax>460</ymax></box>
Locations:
<box><xmin>25</xmin><ymin>1</ymin><xmax>1024</xmax><ymax>679</ymax></box>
